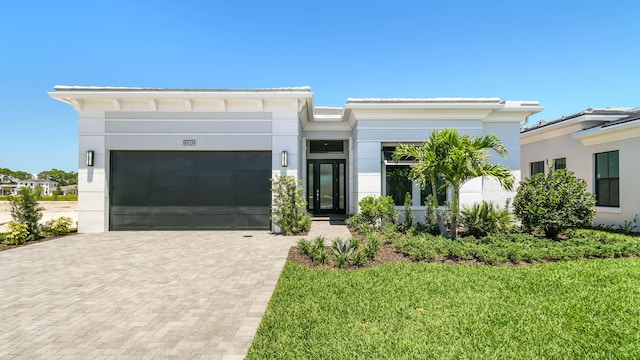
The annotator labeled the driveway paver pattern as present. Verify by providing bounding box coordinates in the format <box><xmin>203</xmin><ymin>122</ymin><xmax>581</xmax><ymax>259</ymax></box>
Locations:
<box><xmin>0</xmin><ymin>231</ymin><xmax>296</xmax><ymax>359</ymax></box>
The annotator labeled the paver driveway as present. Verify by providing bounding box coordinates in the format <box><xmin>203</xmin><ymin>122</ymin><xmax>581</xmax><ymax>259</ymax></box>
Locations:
<box><xmin>0</xmin><ymin>231</ymin><xmax>296</xmax><ymax>359</ymax></box>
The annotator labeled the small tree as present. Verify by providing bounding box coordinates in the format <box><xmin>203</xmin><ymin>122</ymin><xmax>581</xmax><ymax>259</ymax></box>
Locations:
<box><xmin>402</xmin><ymin>192</ymin><xmax>414</xmax><ymax>230</ymax></box>
<box><xmin>394</xmin><ymin>129</ymin><xmax>514</xmax><ymax>239</ymax></box>
<box><xmin>514</xmin><ymin>169</ymin><xmax>596</xmax><ymax>238</ymax></box>
<box><xmin>271</xmin><ymin>175</ymin><xmax>311</xmax><ymax>235</ymax></box>
<box><xmin>9</xmin><ymin>186</ymin><xmax>44</xmax><ymax>241</ymax></box>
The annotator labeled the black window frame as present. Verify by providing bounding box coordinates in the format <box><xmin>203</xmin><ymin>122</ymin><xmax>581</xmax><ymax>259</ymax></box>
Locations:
<box><xmin>595</xmin><ymin>150</ymin><xmax>619</xmax><ymax>207</ymax></box>
<box><xmin>530</xmin><ymin>161</ymin><xmax>545</xmax><ymax>176</ymax></box>
<box><xmin>553</xmin><ymin>158</ymin><xmax>566</xmax><ymax>171</ymax></box>
<box><xmin>385</xmin><ymin>165</ymin><xmax>413</xmax><ymax>206</ymax></box>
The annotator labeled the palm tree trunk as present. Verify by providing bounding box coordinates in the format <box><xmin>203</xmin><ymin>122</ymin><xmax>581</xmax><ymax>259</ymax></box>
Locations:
<box><xmin>437</xmin><ymin>213</ymin><xmax>448</xmax><ymax>238</ymax></box>
<box><xmin>430</xmin><ymin>178</ymin><xmax>448</xmax><ymax>238</ymax></box>
<box><xmin>450</xmin><ymin>187</ymin><xmax>459</xmax><ymax>240</ymax></box>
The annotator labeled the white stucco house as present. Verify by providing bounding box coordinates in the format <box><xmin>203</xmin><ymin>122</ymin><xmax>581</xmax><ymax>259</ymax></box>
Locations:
<box><xmin>521</xmin><ymin>108</ymin><xmax>640</xmax><ymax>232</ymax></box>
<box><xmin>49</xmin><ymin>86</ymin><xmax>542</xmax><ymax>233</ymax></box>
<box><xmin>12</xmin><ymin>179</ymin><xmax>59</xmax><ymax>196</ymax></box>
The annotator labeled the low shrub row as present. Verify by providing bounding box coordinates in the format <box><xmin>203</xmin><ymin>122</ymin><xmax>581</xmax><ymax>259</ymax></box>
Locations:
<box><xmin>394</xmin><ymin>230</ymin><xmax>640</xmax><ymax>265</ymax></box>
<box><xmin>3</xmin><ymin>216</ymin><xmax>75</xmax><ymax>246</ymax></box>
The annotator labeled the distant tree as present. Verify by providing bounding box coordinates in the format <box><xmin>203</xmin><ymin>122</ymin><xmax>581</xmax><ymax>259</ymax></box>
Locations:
<box><xmin>37</xmin><ymin>169</ymin><xmax>78</xmax><ymax>186</ymax></box>
<box><xmin>0</xmin><ymin>168</ymin><xmax>32</xmax><ymax>181</ymax></box>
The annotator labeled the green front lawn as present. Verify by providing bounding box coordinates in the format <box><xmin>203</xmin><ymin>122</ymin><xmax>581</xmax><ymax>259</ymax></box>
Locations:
<box><xmin>247</xmin><ymin>259</ymin><xmax>640</xmax><ymax>359</ymax></box>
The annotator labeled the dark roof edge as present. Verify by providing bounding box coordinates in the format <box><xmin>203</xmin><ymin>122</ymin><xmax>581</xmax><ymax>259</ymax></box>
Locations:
<box><xmin>521</xmin><ymin>107</ymin><xmax>640</xmax><ymax>133</ymax></box>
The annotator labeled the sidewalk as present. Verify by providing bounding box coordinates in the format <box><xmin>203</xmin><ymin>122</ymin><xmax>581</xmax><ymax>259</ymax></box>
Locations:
<box><xmin>303</xmin><ymin>216</ymin><xmax>353</xmax><ymax>244</ymax></box>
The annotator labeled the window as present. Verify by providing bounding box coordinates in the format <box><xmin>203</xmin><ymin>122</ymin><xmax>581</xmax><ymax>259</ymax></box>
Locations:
<box><xmin>530</xmin><ymin>161</ymin><xmax>544</xmax><ymax>176</ymax></box>
<box><xmin>310</xmin><ymin>140</ymin><xmax>343</xmax><ymax>153</ymax></box>
<box><xmin>554</xmin><ymin>158</ymin><xmax>566</xmax><ymax>170</ymax></box>
<box><xmin>383</xmin><ymin>146</ymin><xmax>447</xmax><ymax>206</ymax></box>
<box><xmin>595</xmin><ymin>150</ymin><xmax>619</xmax><ymax>207</ymax></box>
<box><xmin>386</xmin><ymin>166</ymin><xmax>412</xmax><ymax>205</ymax></box>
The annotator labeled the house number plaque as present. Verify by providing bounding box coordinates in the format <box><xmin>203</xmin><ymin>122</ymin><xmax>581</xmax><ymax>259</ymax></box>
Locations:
<box><xmin>183</xmin><ymin>139</ymin><xmax>196</xmax><ymax>146</ymax></box>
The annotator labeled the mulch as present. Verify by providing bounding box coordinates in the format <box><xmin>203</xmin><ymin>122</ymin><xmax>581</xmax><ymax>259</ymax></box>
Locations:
<box><xmin>0</xmin><ymin>234</ymin><xmax>76</xmax><ymax>252</ymax></box>
<box><xmin>287</xmin><ymin>242</ymin><xmax>413</xmax><ymax>270</ymax></box>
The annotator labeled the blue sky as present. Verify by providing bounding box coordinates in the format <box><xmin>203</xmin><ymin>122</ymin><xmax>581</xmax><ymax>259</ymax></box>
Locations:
<box><xmin>1</xmin><ymin>0</ymin><xmax>638</xmax><ymax>174</ymax></box>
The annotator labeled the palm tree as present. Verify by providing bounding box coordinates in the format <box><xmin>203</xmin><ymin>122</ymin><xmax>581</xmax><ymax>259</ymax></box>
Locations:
<box><xmin>392</xmin><ymin>131</ymin><xmax>448</xmax><ymax>236</ymax></box>
<box><xmin>393</xmin><ymin>129</ymin><xmax>514</xmax><ymax>239</ymax></box>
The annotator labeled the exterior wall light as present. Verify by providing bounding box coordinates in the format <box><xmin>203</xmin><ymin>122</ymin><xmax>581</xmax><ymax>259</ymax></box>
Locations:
<box><xmin>281</xmin><ymin>151</ymin><xmax>288</xmax><ymax>168</ymax></box>
<box><xmin>86</xmin><ymin>150</ymin><xmax>95</xmax><ymax>167</ymax></box>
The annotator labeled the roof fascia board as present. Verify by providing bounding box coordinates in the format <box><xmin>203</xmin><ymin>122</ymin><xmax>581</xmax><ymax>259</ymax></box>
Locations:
<box><xmin>572</xmin><ymin>120</ymin><xmax>640</xmax><ymax>146</ymax></box>
<box><xmin>344</xmin><ymin>102</ymin><xmax>502</xmax><ymax>111</ymax></box>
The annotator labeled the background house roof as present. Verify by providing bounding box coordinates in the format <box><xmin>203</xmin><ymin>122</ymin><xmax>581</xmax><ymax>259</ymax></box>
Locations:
<box><xmin>601</xmin><ymin>110</ymin><xmax>640</xmax><ymax>128</ymax></box>
<box><xmin>522</xmin><ymin>107</ymin><xmax>640</xmax><ymax>133</ymax></box>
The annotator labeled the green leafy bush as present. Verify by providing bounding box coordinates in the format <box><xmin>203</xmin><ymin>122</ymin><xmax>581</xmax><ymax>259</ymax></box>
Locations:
<box><xmin>312</xmin><ymin>237</ymin><xmax>328</xmax><ymax>265</ymax></box>
<box><xmin>298</xmin><ymin>237</ymin><xmax>329</xmax><ymax>265</ymax></box>
<box><xmin>8</xmin><ymin>186</ymin><xmax>44</xmax><ymax>241</ymax></box>
<box><xmin>4</xmin><ymin>222</ymin><xmax>29</xmax><ymax>245</ymax></box>
<box><xmin>351</xmin><ymin>249</ymin><xmax>366</xmax><ymax>266</ymax></box>
<box><xmin>461</xmin><ymin>201</ymin><xmax>513</xmax><ymax>238</ymax></box>
<box><xmin>617</xmin><ymin>219</ymin><xmax>637</xmax><ymax>235</ymax></box>
<box><xmin>347</xmin><ymin>195</ymin><xmax>398</xmax><ymax>229</ymax></box>
<box><xmin>394</xmin><ymin>236</ymin><xmax>437</xmax><ymax>261</ymax></box>
<box><xmin>514</xmin><ymin>169</ymin><xmax>596</xmax><ymax>238</ymax></box>
<box><xmin>332</xmin><ymin>238</ymin><xmax>355</xmax><ymax>268</ymax></box>
<box><xmin>363</xmin><ymin>232</ymin><xmax>381</xmax><ymax>260</ymax></box>
<box><xmin>42</xmin><ymin>216</ymin><xmax>74</xmax><ymax>236</ymax></box>
<box><xmin>402</xmin><ymin>192</ymin><xmax>414</xmax><ymax>230</ymax></box>
<box><xmin>271</xmin><ymin>175</ymin><xmax>311</xmax><ymax>235</ymax></box>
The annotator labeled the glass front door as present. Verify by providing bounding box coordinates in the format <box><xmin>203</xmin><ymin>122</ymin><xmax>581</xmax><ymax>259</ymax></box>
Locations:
<box><xmin>307</xmin><ymin>160</ymin><xmax>346</xmax><ymax>214</ymax></box>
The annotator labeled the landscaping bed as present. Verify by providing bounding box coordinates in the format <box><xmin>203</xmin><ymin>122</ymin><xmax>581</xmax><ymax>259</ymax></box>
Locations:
<box><xmin>289</xmin><ymin>228</ymin><xmax>640</xmax><ymax>269</ymax></box>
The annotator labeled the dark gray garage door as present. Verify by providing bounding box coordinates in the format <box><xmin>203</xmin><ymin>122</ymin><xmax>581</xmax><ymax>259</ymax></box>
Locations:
<box><xmin>109</xmin><ymin>151</ymin><xmax>271</xmax><ymax>230</ymax></box>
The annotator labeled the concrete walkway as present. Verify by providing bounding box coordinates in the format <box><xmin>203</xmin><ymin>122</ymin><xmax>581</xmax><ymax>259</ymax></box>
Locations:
<box><xmin>304</xmin><ymin>216</ymin><xmax>353</xmax><ymax>243</ymax></box>
<box><xmin>0</xmin><ymin>231</ymin><xmax>297</xmax><ymax>359</ymax></box>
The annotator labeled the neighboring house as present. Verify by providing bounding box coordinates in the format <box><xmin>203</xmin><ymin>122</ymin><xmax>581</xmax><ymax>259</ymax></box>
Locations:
<box><xmin>0</xmin><ymin>174</ymin><xmax>19</xmax><ymax>183</ymax></box>
<box><xmin>49</xmin><ymin>86</ymin><xmax>542</xmax><ymax>233</ymax></box>
<box><xmin>0</xmin><ymin>184</ymin><xmax>15</xmax><ymax>196</ymax></box>
<box><xmin>61</xmin><ymin>185</ymin><xmax>78</xmax><ymax>195</ymax></box>
<box><xmin>12</xmin><ymin>179</ymin><xmax>58</xmax><ymax>196</ymax></box>
<box><xmin>521</xmin><ymin>108</ymin><xmax>640</xmax><ymax>232</ymax></box>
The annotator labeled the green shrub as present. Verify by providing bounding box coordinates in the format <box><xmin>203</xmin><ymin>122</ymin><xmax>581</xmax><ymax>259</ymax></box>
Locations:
<box><xmin>298</xmin><ymin>237</ymin><xmax>329</xmax><ymax>265</ymax></box>
<box><xmin>514</xmin><ymin>169</ymin><xmax>596</xmax><ymax>238</ymax></box>
<box><xmin>42</xmin><ymin>216</ymin><xmax>74</xmax><ymax>236</ymax></box>
<box><xmin>617</xmin><ymin>219</ymin><xmax>637</xmax><ymax>235</ymax></box>
<box><xmin>352</xmin><ymin>249</ymin><xmax>366</xmax><ymax>267</ymax></box>
<box><xmin>461</xmin><ymin>201</ymin><xmax>513</xmax><ymax>237</ymax></box>
<box><xmin>350</xmin><ymin>195</ymin><xmax>398</xmax><ymax>228</ymax></box>
<box><xmin>363</xmin><ymin>232</ymin><xmax>381</xmax><ymax>260</ymax></box>
<box><xmin>271</xmin><ymin>175</ymin><xmax>311</xmax><ymax>235</ymax></box>
<box><xmin>412</xmin><ymin>222</ymin><xmax>440</xmax><ymax>236</ymax></box>
<box><xmin>402</xmin><ymin>192</ymin><xmax>414</xmax><ymax>230</ymax></box>
<box><xmin>332</xmin><ymin>238</ymin><xmax>355</xmax><ymax>268</ymax></box>
<box><xmin>298</xmin><ymin>238</ymin><xmax>312</xmax><ymax>255</ymax></box>
<box><xmin>312</xmin><ymin>237</ymin><xmax>328</xmax><ymax>264</ymax></box>
<box><xmin>380</xmin><ymin>223</ymin><xmax>403</xmax><ymax>244</ymax></box>
<box><xmin>395</xmin><ymin>236</ymin><xmax>437</xmax><ymax>261</ymax></box>
<box><xmin>4</xmin><ymin>222</ymin><xmax>29</xmax><ymax>245</ymax></box>
<box><xmin>8</xmin><ymin>186</ymin><xmax>44</xmax><ymax>241</ymax></box>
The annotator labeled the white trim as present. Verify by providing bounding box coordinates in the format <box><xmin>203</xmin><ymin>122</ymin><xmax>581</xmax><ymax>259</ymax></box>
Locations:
<box><xmin>82</xmin><ymin>132</ymin><xmax>299</xmax><ymax>136</ymax></box>
<box><xmin>356</xmin><ymin>126</ymin><xmax>483</xmax><ymax>131</ymax></box>
<box><xmin>596</xmin><ymin>207</ymin><xmax>623</xmax><ymax>214</ymax></box>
